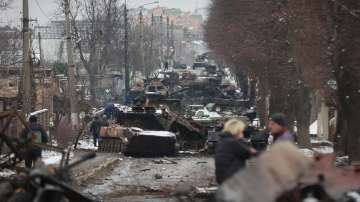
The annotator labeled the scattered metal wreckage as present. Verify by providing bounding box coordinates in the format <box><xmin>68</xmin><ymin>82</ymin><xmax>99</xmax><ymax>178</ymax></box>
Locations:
<box><xmin>95</xmin><ymin>106</ymin><xmax>207</xmax><ymax>156</ymax></box>
<box><xmin>79</xmin><ymin>60</ymin><xmax>252</xmax><ymax>157</ymax></box>
<box><xmin>0</xmin><ymin>110</ymin><xmax>96</xmax><ymax>202</ymax></box>
<box><xmin>0</xmin><ymin>110</ymin><xmax>28</xmax><ymax>168</ymax></box>
<box><xmin>0</xmin><ymin>151</ymin><xmax>96</xmax><ymax>202</ymax></box>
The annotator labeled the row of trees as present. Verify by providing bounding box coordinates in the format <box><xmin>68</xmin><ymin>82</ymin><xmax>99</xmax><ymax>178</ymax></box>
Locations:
<box><xmin>205</xmin><ymin>0</ymin><xmax>360</xmax><ymax>161</ymax></box>
<box><xmin>0</xmin><ymin>26</ymin><xmax>21</xmax><ymax>68</ymax></box>
<box><xmin>64</xmin><ymin>0</ymin><xmax>163</xmax><ymax>104</ymax></box>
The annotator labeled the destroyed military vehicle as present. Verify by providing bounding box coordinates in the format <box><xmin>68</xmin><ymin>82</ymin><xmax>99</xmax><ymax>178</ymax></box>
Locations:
<box><xmin>97</xmin><ymin>106</ymin><xmax>207</xmax><ymax>157</ymax></box>
<box><xmin>145</xmin><ymin>80</ymin><xmax>169</xmax><ymax>100</ymax></box>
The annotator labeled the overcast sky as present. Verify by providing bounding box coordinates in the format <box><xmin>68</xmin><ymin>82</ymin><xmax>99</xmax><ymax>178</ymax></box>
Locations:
<box><xmin>1</xmin><ymin>0</ymin><xmax>210</xmax><ymax>27</ymax></box>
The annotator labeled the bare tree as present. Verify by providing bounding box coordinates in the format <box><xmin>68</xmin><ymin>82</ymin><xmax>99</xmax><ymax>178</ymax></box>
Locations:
<box><xmin>205</xmin><ymin>0</ymin><xmax>312</xmax><ymax>147</ymax></box>
<box><xmin>70</xmin><ymin>0</ymin><xmax>123</xmax><ymax>105</ymax></box>
<box><xmin>0</xmin><ymin>26</ymin><xmax>21</xmax><ymax>69</ymax></box>
<box><xmin>207</xmin><ymin>0</ymin><xmax>360</xmax><ymax>159</ymax></box>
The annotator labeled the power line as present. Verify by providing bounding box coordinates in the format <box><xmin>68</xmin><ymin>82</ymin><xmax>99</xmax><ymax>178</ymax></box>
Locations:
<box><xmin>34</xmin><ymin>0</ymin><xmax>53</xmax><ymax>21</ymax></box>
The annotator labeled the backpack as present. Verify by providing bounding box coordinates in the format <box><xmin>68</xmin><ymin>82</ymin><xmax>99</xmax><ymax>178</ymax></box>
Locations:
<box><xmin>28</xmin><ymin>129</ymin><xmax>42</xmax><ymax>144</ymax></box>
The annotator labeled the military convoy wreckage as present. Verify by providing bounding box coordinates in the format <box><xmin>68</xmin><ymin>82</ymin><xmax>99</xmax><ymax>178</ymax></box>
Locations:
<box><xmin>96</xmin><ymin>61</ymin><xmax>252</xmax><ymax>157</ymax></box>
<box><xmin>1</xmin><ymin>60</ymin><xmax>360</xmax><ymax>202</ymax></box>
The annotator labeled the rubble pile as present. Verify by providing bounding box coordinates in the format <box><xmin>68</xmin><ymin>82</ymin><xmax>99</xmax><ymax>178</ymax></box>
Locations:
<box><xmin>0</xmin><ymin>152</ymin><xmax>96</xmax><ymax>202</ymax></box>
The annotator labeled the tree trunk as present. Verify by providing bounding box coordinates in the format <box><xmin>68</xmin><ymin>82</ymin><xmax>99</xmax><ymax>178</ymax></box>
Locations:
<box><xmin>89</xmin><ymin>71</ymin><xmax>97</xmax><ymax>106</ymax></box>
<box><xmin>295</xmin><ymin>86</ymin><xmax>312</xmax><ymax>148</ymax></box>
<box><xmin>334</xmin><ymin>109</ymin><xmax>348</xmax><ymax>155</ymax></box>
<box><xmin>256</xmin><ymin>79</ymin><xmax>269</xmax><ymax>128</ymax></box>
<box><xmin>336</xmin><ymin>78</ymin><xmax>360</xmax><ymax>162</ymax></box>
<box><xmin>334</xmin><ymin>0</ymin><xmax>360</xmax><ymax>162</ymax></box>
<box><xmin>249</xmin><ymin>78</ymin><xmax>257</xmax><ymax>107</ymax></box>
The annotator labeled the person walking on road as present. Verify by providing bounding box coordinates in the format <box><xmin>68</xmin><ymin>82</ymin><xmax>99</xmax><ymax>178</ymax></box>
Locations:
<box><xmin>20</xmin><ymin>115</ymin><xmax>49</xmax><ymax>168</ymax></box>
<box><xmin>215</xmin><ymin>119</ymin><xmax>257</xmax><ymax>184</ymax></box>
<box><xmin>268</xmin><ymin>113</ymin><xmax>295</xmax><ymax>143</ymax></box>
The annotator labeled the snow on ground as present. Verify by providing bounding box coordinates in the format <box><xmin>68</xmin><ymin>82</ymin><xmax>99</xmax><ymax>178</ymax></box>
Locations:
<box><xmin>42</xmin><ymin>150</ymin><xmax>64</xmax><ymax>165</ymax></box>
<box><xmin>77</xmin><ymin>139</ymin><xmax>98</xmax><ymax>151</ymax></box>
<box><xmin>300</xmin><ymin>146</ymin><xmax>334</xmax><ymax>158</ymax></box>
<box><xmin>313</xmin><ymin>146</ymin><xmax>334</xmax><ymax>154</ymax></box>
<box><xmin>300</xmin><ymin>148</ymin><xmax>315</xmax><ymax>157</ymax></box>
<box><xmin>0</xmin><ymin>169</ymin><xmax>16</xmax><ymax>178</ymax></box>
<box><xmin>42</xmin><ymin>150</ymin><xmax>74</xmax><ymax>165</ymax></box>
<box><xmin>310</xmin><ymin>138</ymin><xmax>333</xmax><ymax>146</ymax></box>
<box><xmin>346</xmin><ymin>192</ymin><xmax>360</xmax><ymax>202</ymax></box>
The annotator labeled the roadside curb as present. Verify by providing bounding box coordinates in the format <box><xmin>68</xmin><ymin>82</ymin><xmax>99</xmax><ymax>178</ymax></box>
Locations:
<box><xmin>74</xmin><ymin>156</ymin><xmax>120</xmax><ymax>183</ymax></box>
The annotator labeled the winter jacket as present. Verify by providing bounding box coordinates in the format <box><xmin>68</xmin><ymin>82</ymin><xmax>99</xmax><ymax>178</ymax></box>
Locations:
<box><xmin>273</xmin><ymin>131</ymin><xmax>295</xmax><ymax>143</ymax></box>
<box><xmin>215</xmin><ymin>133</ymin><xmax>252</xmax><ymax>184</ymax></box>
<box><xmin>90</xmin><ymin>120</ymin><xmax>108</xmax><ymax>136</ymax></box>
<box><xmin>20</xmin><ymin>123</ymin><xmax>49</xmax><ymax>156</ymax></box>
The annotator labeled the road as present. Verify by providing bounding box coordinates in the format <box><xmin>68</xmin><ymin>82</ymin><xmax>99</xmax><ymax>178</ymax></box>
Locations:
<box><xmin>78</xmin><ymin>154</ymin><xmax>216</xmax><ymax>201</ymax></box>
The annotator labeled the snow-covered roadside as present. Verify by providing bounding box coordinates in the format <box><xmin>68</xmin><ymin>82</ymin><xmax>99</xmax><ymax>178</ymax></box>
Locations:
<box><xmin>0</xmin><ymin>169</ymin><xmax>16</xmax><ymax>178</ymax></box>
<box><xmin>76</xmin><ymin>139</ymin><xmax>98</xmax><ymax>151</ymax></box>
<box><xmin>300</xmin><ymin>146</ymin><xmax>334</xmax><ymax>156</ymax></box>
<box><xmin>313</xmin><ymin>146</ymin><xmax>334</xmax><ymax>154</ymax></box>
<box><xmin>42</xmin><ymin>150</ymin><xmax>74</xmax><ymax>165</ymax></box>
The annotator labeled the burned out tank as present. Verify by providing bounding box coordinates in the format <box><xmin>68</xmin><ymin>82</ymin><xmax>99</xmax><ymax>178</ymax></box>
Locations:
<box><xmin>116</xmin><ymin>107</ymin><xmax>207</xmax><ymax>151</ymax></box>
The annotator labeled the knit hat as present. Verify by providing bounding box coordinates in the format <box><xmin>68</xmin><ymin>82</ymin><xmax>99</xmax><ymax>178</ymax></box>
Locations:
<box><xmin>29</xmin><ymin>115</ymin><xmax>37</xmax><ymax>123</ymax></box>
<box><xmin>270</xmin><ymin>113</ymin><xmax>288</xmax><ymax>127</ymax></box>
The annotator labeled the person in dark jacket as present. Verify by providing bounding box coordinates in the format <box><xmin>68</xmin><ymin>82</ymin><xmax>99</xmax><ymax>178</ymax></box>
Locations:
<box><xmin>268</xmin><ymin>113</ymin><xmax>295</xmax><ymax>143</ymax></box>
<box><xmin>90</xmin><ymin>116</ymin><xmax>108</xmax><ymax>147</ymax></box>
<box><xmin>215</xmin><ymin>119</ymin><xmax>257</xmax><ymax>184</ymax></box>
<box><xmin>20</xmin><ymin>115</ymin><xmax>49</xmax><ymax>168</ymax></box>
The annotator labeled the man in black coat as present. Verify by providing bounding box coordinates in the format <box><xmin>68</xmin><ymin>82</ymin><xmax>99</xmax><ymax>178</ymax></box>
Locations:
<box><xmin>215</xmin><ymin>119</ymin><xmax>257</xmax><ymax>184</ymax></box>
<box><xmin>90</xmin><ymin>116</ymin><xmax>108</xmax><ymax>147</ymax></box>
<box><xmin>20</xmin><ymin>116</ymin><xmax>49</xmax><ymax>168</ymax></box>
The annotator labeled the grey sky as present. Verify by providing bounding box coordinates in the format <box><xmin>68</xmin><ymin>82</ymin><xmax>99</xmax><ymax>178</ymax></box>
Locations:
<box><xmin>1</xmin><ymin>0</ymin><xmax>210</xmax><ymax>27</ymax></box>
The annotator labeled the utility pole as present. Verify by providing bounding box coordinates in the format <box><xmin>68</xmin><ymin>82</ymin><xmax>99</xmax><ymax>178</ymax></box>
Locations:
<box><xmin>124</xmin><ymin>0</ymin><xmax>130</xmax><ymax>97</ymax></box>
<box><xmin>148</xmin><ymin>14</ymin><xmax>154</xmax><ymax>79</ymax></box>
<box><xmin>63</xmin><ymin>0</ymin><xmax>78</xmax><ymax>127</ymax></box>
<box><xmin>38</xmin><ymin>32</ymin><xmax>46</xmax><ymax>111</ymax></box>
<box><xmin>160</xmin><ymin>14</ymin><xmax>164</xmax><ymax>66</ymax></box>
<box><xmin>139</xmin><ymin>9</ymin><xmax>145</xmax><ymax>78</ymax></box>
<box><xmin>22</xmin><ymin>0</ymin><xmax>33</xmax><ymax>114</ymax></box>
<box><xmin>166</xmin><ymin>16</ymin><xmax>170</xmax><ymax>65</ymax></box>
<box><xmin>170</xmin><ymin>20</ymin><xmax>174</xmax><ymax>65</ymax></box>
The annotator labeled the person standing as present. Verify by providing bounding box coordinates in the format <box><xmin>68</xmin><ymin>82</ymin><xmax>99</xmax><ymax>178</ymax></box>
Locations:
<box><xmin>215</xmin><ymin>119</ymin><xmax>257</xmax><ymax>184</ymax></box>
<box><xmin>268</xmin><ymin>113</ymin><xmax>295</xmax><ymax>143</ymax></box>
<box><xmin>90</xmin><ymin>116</ymin><xmax>108</xmax><ymax>147</ymax></box>
<box><xmin>20</xmin><ymin>116</ymin><xmax>49</xmax><ymax>168</ymax></box>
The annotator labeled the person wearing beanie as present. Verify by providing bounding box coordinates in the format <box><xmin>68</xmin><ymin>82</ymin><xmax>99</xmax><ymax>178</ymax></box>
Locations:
<box><xmin>268</xmin><ymin>113</ymin><xmax>295</xmax><ymax>143</ymax></box>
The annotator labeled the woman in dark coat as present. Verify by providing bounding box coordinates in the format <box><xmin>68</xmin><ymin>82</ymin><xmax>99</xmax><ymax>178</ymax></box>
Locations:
<box><xmin>215</xmin><ymin>119</ymin><xmax>257</xmax><ymax>184</ymax></box>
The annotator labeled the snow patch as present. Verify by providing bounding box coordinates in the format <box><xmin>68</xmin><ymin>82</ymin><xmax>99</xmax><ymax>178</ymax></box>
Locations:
<box><xmin>77</xmin><ymin>139</ymin><xmax>98</xmax><ymax>151</ymax></box>
<box><xmin>347</xmin><ymin>191</ymin><xmax>360</xmax><ymax>202</ymax></box>
<box><xmin>42</xmin><ymin>150</ymin><xmax>74</xmax><ymax>165</ymax></box>
<box><xmin>42</xmin><ymin>150</ymin><xmax>63</xmax><ymax>165</ymax></box>
<box><xmin>137</xmin><ymin>131</ymin><xmax>176</xmax><ymax>138</ymax></box>
<box><xmin>313</xmin><ymin>146</ymin><xmax>334</xmax><ymax>154</ymax></box>
<box><xmin>0</xmin><ymin>169</ymin><xmax>16</xmax><ymax>178</ymax></box>
<box><xmin>300</xmin><ymin>149</ymin><xmax>315</xmax><ymax>157</ymax></box>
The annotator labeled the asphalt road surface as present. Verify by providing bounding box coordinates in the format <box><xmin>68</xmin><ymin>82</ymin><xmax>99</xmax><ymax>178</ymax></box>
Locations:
<box><xmin>79</xmin><ymin>155</ymin><xmax>216</xmax><ymax>201</ymax></box>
